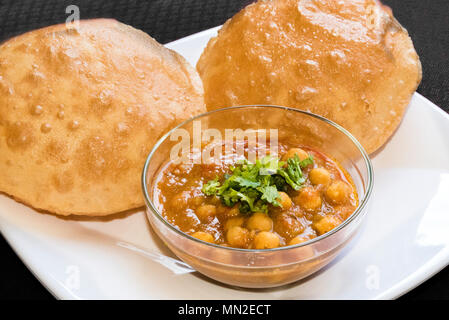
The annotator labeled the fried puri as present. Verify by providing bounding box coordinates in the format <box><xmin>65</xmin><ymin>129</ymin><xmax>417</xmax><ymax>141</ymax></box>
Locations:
<box><xmin>197</xmin><ymin>0</ymin><xmax>422</xmax><ymax>153</ymax></box>
<box><xmin>0</xmin><ymin>19</ymin><xmax>205</xmax><ymax>216</ymax></box>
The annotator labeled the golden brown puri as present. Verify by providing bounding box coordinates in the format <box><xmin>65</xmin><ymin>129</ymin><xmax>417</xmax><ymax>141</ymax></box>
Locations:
<box><xmin>0</xmin><ymin>19</ymin><xmax>206</xmax><ymax>216</ymax></box>
<box><xmin>197</xmin><ymin>0</ymin><xmax>422</xmax><ymax>154</ymax></box>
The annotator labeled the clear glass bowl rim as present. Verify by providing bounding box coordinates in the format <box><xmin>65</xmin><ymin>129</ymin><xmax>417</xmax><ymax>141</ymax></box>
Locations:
<box><xmin>141</xmin><ymin>105</ymin><xmax>374</xmax><ymax>253</ymax></box>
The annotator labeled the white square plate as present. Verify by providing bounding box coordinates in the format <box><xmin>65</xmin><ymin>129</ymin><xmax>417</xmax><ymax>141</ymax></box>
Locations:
<box><xmin>1</xmin><ymin>27</ymin><xmax>449</xmax><ymax>300</ymax></box>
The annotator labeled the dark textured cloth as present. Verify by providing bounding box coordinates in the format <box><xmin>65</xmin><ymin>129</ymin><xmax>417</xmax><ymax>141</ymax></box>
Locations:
<box><xmin>0</xmin><ymin>0</ymin><xmax>448</xmax><ymax>300</ymax></box>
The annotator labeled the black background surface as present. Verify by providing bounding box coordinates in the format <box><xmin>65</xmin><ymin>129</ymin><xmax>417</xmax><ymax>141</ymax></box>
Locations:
<box><xmin>0</xmin><ymin>0</ymin><xmax>448</xmax><ymax>300</ymax></box>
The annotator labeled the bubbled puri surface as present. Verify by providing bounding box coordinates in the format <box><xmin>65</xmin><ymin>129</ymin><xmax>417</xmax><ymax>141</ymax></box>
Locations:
<box><xmin>197</xmin><ymin>0</ymin><xmax>422</xmax><ymax>153</ymax></box>
<box><xmin>0</xmin><ymin>19</ymin><xmax>205</xmax><ymax>215</ymax></box>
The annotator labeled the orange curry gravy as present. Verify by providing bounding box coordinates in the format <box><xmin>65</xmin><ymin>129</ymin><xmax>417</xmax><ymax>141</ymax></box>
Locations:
<box><xmin>154</xmin><ymin>142</ymin><xmax>358</xmax><ymax>249</ymax></box>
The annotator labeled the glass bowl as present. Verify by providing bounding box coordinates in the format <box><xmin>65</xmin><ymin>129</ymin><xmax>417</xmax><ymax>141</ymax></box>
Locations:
<box><xmin>142</xmin><ymin>106</ymin><xmax>373</xmax><ymax>288</ymax></box>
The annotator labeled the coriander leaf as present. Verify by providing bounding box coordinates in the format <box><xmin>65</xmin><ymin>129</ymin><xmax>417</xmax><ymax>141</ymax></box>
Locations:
<box><xmin>236</xmin><ymin>190</ymin><xmax>256</xmax><ymax>211</ymax></box>
<box><xmin>272</xmin><ymin>175</ymin><xmax>287</xmax><ymax>192</ymax></box>
<box><xmin>277</xmin><ymin>154</ymin><xmax>308</xmax><ymax>190</ymax></box>
<box><xmin>277</xmin><ymin>169</ymin><xmax>301</xmax><ymax>190</ymax></box>
<box><xmin>258</xmin><ymin>155</ymin><xmax>279</xmax><ymax>176</ymax></box>
<box><xmin>202</xmin><ymin>179</ymin><xmax>220</xmax><ymax>196</ymax></box>
<box><xmin>220</xmin><ymin>188</ymin><xmax>240</xmax><ymax>207</ymax></box>
<box><xmin>239</xmin><ymin>202</ymin><xmax>251</xmax><ymax>213</ymax></box>
<box><xmin>300</xmin><ymin>155</ymin><xmax>314</xmax><ymax>168</ymax></box>
<box><xmin>234</xmin><ymin>176</ymin><xmax>260</xmax><ymax>188</ymax></box>
<box><xmin>253</xmin><ymin>200</ymin><xmax>268</xmax><ymax>213</ymax></box>
<box><xmin>258</xmin><ymin>185</ymin><xmax>280</xmax><ymax>206</ymax></box>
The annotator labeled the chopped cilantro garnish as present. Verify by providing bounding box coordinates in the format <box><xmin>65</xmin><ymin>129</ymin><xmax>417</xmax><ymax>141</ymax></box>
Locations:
<box><xmin>202</xmin><ymin>179</ymin><xmax>220</xmax><ymax>196</ymax></box>
<box><xmin>277</xmin><ymin>154</ymin><xmax>314</xmax><ymax>190</ymax></box>
<box><xmin>201</xmin><ymin>153</ymin><xmax>313</xmax><ymax>213</ymax></box>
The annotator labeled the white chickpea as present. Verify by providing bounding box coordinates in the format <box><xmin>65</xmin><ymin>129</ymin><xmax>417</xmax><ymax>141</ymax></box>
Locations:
<box><xmin>309</xmin><ymin>167</ymin><xmax>331</xmax><ymax>186</ymax></box>
<box><xmin>191</xmin><ymin>196</ymin><xmax>204</xmax><ymax>207</ymax></box>
<box><xmin>282</xmin><ymin>148</ymin><xmax>310</xmax><ymax>162</ymax></box>
<box><xmin>196</xmin><ymin>204</ymin><xmax>217</xmax><ymax>221</ymax></box>
<box><xmin>253</xmin><ymin>231</ymin><xmax>280</xmax><ymax>249</ymax></box>
<box><xmin>277</xmin><ymin>191</ymin><xmax>292</xmax><ymax>209</ymax></box>
<box><xmin>295</xmin><ymin>187</ymin><xmax>322</xmax><ymax>211</ymax></box>
<box><xmin>192</xmin><ymin>231</ymin><xmax>215</xmax><ymax>243</ymax></box>
<box><xmin>246</xmin><ymin>212</ymin><xmax>273</xmax><ymax>231</ymax></box>
<box><xmin>171</xmin><ymin>191</ymin><xmax>189</xmax><ymax>210</ymax></box>
<box><xmin>226</xmin><ymin>205</ymin><xmax>240</xmax><ymax>217</ymax></box>
<box><xmin>226</xmin><ymin>226</ymin><xmax>249</xmax><ymax>248</ymax></box>
<box><xmin>313</xmin><ymin>215</ymin><xmax>341</xmax><ymax>235</ymax></box>
<box><xmin>224</xmin><ymin>216</ymin><xmax>245</xmax><ymax>231</ymax></box>
<box><xmin>288</xmin><ymin>236</ymin><xmax>308</xmax><ymax>246</ymax></box>
<box><xmin>325</xmin><ymin>180</ymin><xmax>350</xmax><ymax>204</ymax></box>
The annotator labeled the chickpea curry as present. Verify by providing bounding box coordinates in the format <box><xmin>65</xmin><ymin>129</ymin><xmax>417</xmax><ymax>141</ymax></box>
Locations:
<box><xmin>154</xmin><ymin>143</ymin><xmax>358</xmax><ymax>250</ymax></box>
